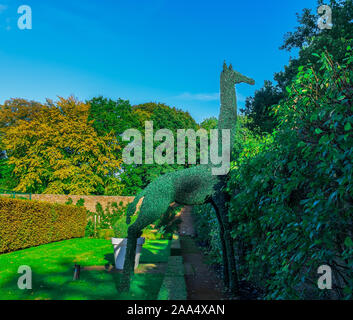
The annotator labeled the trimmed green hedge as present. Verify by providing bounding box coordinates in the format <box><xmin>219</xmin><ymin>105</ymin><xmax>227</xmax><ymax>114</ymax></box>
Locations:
<box><xmin>0</xmin><ymin>197</ymin><xmax>87</xmax><ymax>253</ymax></box>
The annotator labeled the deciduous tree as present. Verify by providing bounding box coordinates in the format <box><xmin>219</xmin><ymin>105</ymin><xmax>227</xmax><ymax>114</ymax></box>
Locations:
<box><xmin>0</xmin><ymin>97</ymin><xmax>122</xmax><ymax>194</ymax></box>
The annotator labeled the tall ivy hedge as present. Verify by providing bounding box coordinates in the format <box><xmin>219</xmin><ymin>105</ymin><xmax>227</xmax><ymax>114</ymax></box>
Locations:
<box><xmin>0</xmin><ymin>197</ymin><xmax>87</xmax><ymax>253</ymax></box>
<box><xmin>227</xmin><ymin>48</ymin><xmax>353</xmax><ymax>299</ymax></box>
<box><xmin>193</xmin><ymin>48</ymin><xmax>353</xmax><ymax>299</ymax></box>
<box><xmin>192</xmin><ymin>203</ymin><xmax>223</xmax><ymax>265</ymax></box>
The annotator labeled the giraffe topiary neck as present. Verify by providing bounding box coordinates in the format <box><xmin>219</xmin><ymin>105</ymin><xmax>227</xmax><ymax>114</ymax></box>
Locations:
<box><xmin>218</xmin><ymin>73</ymin><xmax>237</xmax><ymax>149</ymax></box>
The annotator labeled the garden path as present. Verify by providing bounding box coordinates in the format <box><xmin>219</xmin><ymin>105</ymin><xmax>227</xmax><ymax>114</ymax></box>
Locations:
<box><xmin>178</xmin><ymin>206</ymin><xmax>226</xmax><ymax>300</ymax></box>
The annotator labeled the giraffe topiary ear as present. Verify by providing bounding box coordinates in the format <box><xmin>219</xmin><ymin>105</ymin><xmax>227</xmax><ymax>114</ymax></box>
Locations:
<box><xmin>223</xmin><ymin>61</ymin><xmax>227</xmax><ymax>71</ymax></box>
<box><xmin>229</xmin><ymin>64</ymin><xmax>233</xmax><ymax>70</ymax></box>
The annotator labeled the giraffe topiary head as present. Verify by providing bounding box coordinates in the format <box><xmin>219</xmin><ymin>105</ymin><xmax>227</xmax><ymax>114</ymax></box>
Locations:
<box><xmin>218</xmin><ymin>62</ymin><xmax>255</xmax><ymax>155</ymax></box>
<box><xmin>222</xmin><ymin>61</ymin><xmax>255</xmax><ymax>85</ymax></box>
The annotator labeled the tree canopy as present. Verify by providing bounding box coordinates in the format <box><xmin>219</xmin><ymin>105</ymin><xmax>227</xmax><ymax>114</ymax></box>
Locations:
<box><xmin>0</xmin><ymin>97</ymin><xmax>122</xmax><ymax>194</ymax></box>
<box><xmin>87</xmin><ymin>98</ymin><xmax>201</xmax><ymax>195</ymax></box>
<box><xmin>242</xmin><ymin>0</ymin><xmax>353</xmax><ymax>133</ymax></box>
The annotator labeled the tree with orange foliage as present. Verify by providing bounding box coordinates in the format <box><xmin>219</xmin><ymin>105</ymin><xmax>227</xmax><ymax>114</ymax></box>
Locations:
<box><xmin>0</xmin><ymin>97</ymin><xmax>122</xmax><ymax>194</ymax></box>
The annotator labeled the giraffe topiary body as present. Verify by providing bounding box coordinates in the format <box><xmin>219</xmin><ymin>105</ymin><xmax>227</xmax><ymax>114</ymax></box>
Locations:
<box><xmin>122</xmin><ymin>62</ymin><xmax>255</xmax><ymax>294</ymax></box>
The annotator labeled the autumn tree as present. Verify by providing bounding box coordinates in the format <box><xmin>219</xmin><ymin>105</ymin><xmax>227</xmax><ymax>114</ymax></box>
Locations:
<box><xmin>0</xmin><ymin>99</ymin><xmax>45</xmax><ymax>190</ymax></box>
<box><xmin>0</xmin><ymin>97</ymin><xmax>122</xmax><ymax>194</ymax></box>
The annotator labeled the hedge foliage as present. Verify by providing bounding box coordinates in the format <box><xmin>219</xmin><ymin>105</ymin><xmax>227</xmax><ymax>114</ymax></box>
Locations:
<box><xmin>227</xmin><ymin>49</ymin><xmax>353</xmax><ymax>299</ymax></box>
<box><xmin>192</xmin><ymin>204</ymin><xmax>222</xmax><ymax>265</ymax></box>
<box><xmin>0</xmin><ymin>197</ymin><xmax>87</xmax><ymax>253</ymax></box>
<box><xmin>193</xmin><ymin>48</ymin><xmax>353</xmax><ymax>299</ymax></box>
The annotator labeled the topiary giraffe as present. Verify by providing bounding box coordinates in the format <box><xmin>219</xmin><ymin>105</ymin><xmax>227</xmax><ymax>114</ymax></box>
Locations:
<box><xmin>122</xmin><ymin>62</ymin><xmax>254</xmax><ymax>294</ymax></box>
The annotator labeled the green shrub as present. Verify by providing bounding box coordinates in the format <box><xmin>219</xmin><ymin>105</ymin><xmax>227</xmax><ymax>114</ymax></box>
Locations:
<box><xmin>192</xmin><ymin>204</ymin><xmax>222</xmax><ymax>265</ymax></box>
<box><xmin>85</xmin><ymin>219</ymin><xmax>95</xmax><ymax>238</ymax></box>
<box><xmin>97</xmin><ymin>228</ymin><xmax>115</xmax><ymax>240</ymax></box>
<box><xmin>109</xmin><ymin>200</ymin><xmax>176</xmax><ymax>240</ymax></box>
<box><xmin>65</xmin><ymin>197</ymin><xmax>73</xmax><ymax>205</ymax></box>
<box><xmin>113</xmin><ymin>216</ymin><xmax>130</xmax><ymax>238</ymax></box>
<box><xmin>84</xmin><ymin>201</ymin><xmax>128</xmax><ymax>238</ymax></box>
<box><xmin>228</xmin><ymin>48</ymin><xmax>353</xmax><ymax>299</ymax></box>
<box><xmin>75</xmin><ymin>198</ymin><xmax>85</xmax><ymax>207</ymax></box>
<box><xmin>95</xmin><ymin>201</ymin><xmax>126</xmax><ymax>232</ymax></box>
<box><xmin>0</xmin><ymin>197</ymin><xmax>87</xmax><ymax>253</ymax></box>
<box><xmin>112</xmin><ymin>213</ymin><xmax>173</xmax><ymax>240</ymax></box>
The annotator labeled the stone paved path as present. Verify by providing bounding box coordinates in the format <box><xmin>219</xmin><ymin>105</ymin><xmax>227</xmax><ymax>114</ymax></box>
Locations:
<box><xmin>178</xmin><ymin>206</ymin><xmax>225</xmax><ymax>300</ymax></box>
<box><xmin>178</xmin><ymin>205</ymin><xmax>195</xmax><ymax>236</ymax></box>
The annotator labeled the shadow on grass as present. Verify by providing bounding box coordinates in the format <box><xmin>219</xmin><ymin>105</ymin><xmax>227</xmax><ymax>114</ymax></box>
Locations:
<box><xmin>140</xmin><ymin>241</ymin><xmax>171</xmax><ymax>263</ymax></box>
<box><xmin>104</xmin><ymin>253</ymin><xmax>114</xmax><ymax>266</ymax></box>
<box><xmin>0</xmin><ymin>239</ymin><xmax>170</xmax><ymax>300</ymax></box>
<box><xmin>0</xmin><ymin>259</ymin><xmax>164</xmax><ymax>300</ymax></box>
<box><xmin>103</xmin><ymin>240</ymin><xmax>171</xmax><ymax>266</ymax></box>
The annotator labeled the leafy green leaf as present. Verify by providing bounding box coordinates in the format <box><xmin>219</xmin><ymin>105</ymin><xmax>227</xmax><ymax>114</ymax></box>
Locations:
<box><xmin>344</xmin><ymin>237</ymin><xmax>353</xmax><ymax>248</ymax></box>
<box><xmin>344</xmin><ymin>122</ymin><xmax>352</xmax><ymax>131</ymax></box>
<box><xmin>315</xmin><ymin>128</ymin><xmax>323</xmax><ymax>134</ymax></box>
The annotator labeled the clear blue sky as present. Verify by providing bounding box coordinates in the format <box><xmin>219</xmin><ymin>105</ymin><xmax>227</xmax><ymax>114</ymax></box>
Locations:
<box><xmin>0</xmin><ymin>0</ymin><xmax>318</xmax><ymax>122</ymax></box>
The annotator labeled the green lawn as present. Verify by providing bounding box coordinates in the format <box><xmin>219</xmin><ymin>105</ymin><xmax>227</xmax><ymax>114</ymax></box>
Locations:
<box><xmin>0</xmin><ymin>238</ymin><xmax>171</xmax><ymax>300</ymax></box>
